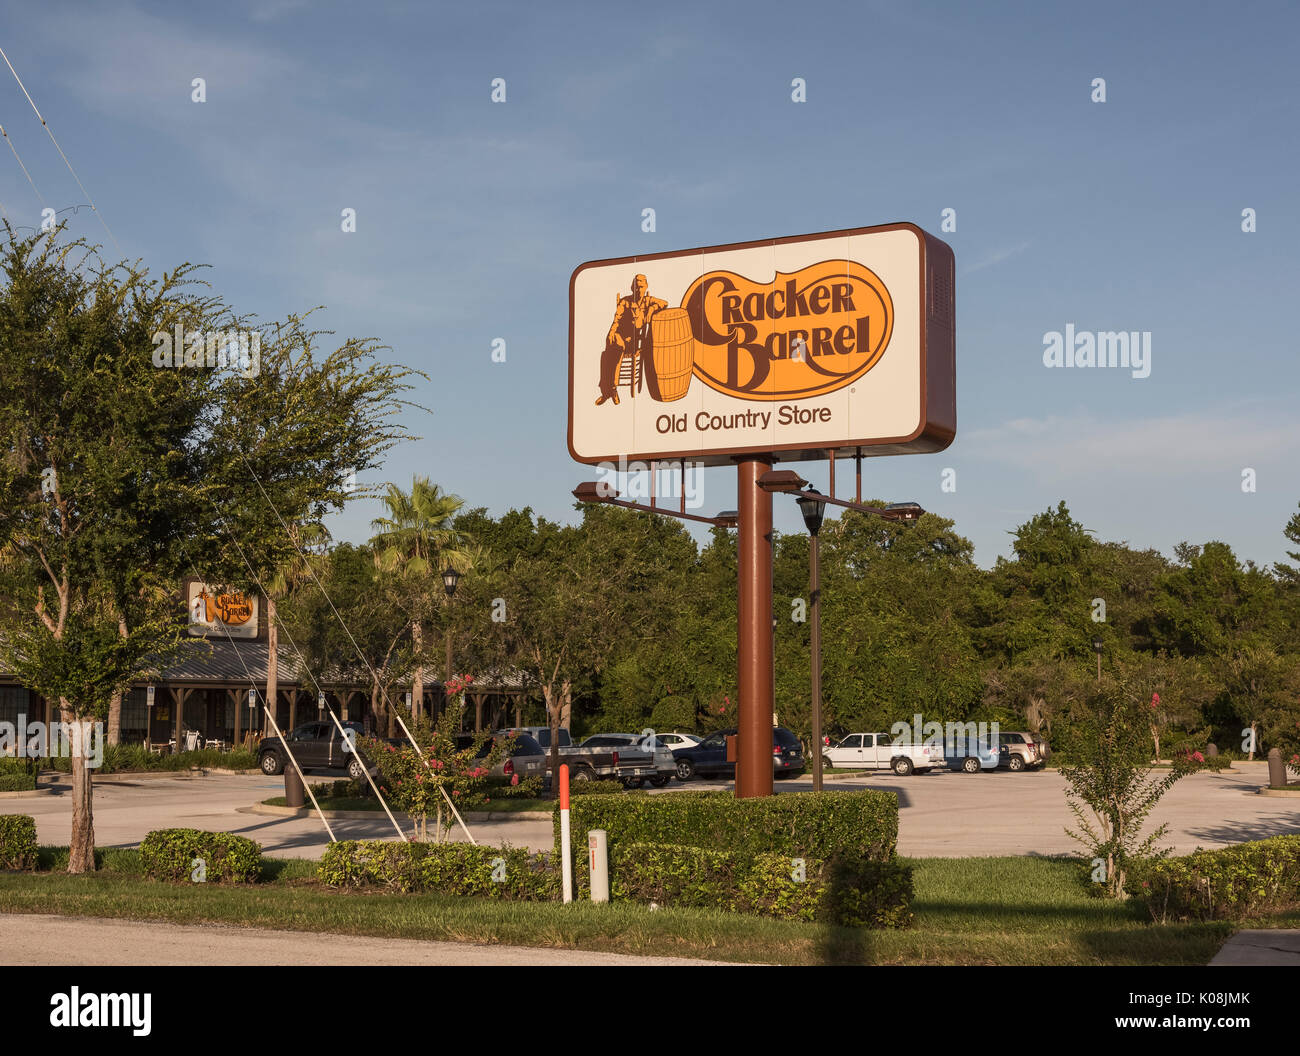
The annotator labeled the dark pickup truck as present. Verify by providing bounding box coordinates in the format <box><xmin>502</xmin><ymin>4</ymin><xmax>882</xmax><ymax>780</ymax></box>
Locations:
<box><xmin>257</xmin><ymin>720</ymin><xmax>397</xmax><ymax>780</ymax></box>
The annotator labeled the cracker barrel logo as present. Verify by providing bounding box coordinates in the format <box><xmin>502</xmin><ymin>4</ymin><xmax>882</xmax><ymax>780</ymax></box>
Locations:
<box><xmin>592</xmin><ymin>261</ymin><xmax>893</xmax><ymax>406</ymax></box>
<box><xmin>192</xmin><ymin>588</ymin><xmax>253</xmax><ymax>627</ymax></box>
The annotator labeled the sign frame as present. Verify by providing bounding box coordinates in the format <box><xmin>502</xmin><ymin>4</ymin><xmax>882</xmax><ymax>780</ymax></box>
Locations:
<box><xmin>567</xmin><ymin>221</ymin><xmax>955</xmax><ymax>468</ymax></box>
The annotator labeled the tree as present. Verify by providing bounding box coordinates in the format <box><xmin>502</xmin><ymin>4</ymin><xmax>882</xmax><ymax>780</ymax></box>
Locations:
<box><xmin>1152</xmin><ymin>541</ymin><xmax>1280</xmax><ymax>658</ymax></box>
<box><xmin>370</xmin><ymin>476</ymin><xmax>472</xmax><ymax>719</ymax></box>
<box><xmin>289</xmin><ymin>543</ymin><xmax>429</xmax><ymax>736</ymax></box>
<box><xmin>0</xmin><ymin>228</ymin><xmax>418</xmax><ymax>871</ymax></box>
<box><xmin>1274</xmin><ymin>502</ymin><xmax>1300</xmax><ymax>584</ymax></box>
<box><xmin>1061</xmin><ymin>683</ymin><xmax>1193</xmax><ymax>899</ymax></box>
<box><xmin>1218</xmin><ymin>644</ymin><xmax>1299</xmax><ymax>769</ymax></box>
<box><xmin>263</xmin><ymin>522</ymin><xmax>330</xmax><ymax>736</ymax></box>
<box><xmin>491</xmin><ymin>504</ymin><xmax>693</xmax><ymax>778</ymax></box>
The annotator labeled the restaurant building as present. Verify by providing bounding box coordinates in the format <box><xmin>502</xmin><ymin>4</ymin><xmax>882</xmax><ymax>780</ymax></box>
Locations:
<box><xmin>0</xmin><ymin>581</ymin><xmax>528</xmax><ymax>749</ymax></box>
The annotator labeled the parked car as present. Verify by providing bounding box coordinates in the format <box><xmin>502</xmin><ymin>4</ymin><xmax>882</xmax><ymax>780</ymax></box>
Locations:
<box><xmin>494</xmin><ymin>728</ymin><xmax>657</xmax><ymax>785</ymax></box>
<box><xmin>996</xmin><ymin>731</ymin><xmax>1048</xmax><ymax>771</ymax></box>
<box><xmin>672</xmin><ymin>727</ymin><xmax>805</xmax><ymax>781</ymax></box>
<box><xmin>579</xmin><ymin>733</ymin><xmax>676</xmax><ymax>787</ymax></box>
<box><xmin>464</xmin><ymin>731</ymin><xmax>549</xmax><ymax>782</ymax></box>
<box><xmin>654</xmin><ymin>732</ymin><xmax>702</xmax><ymax>750</ymax></box>
<box><xmin>822</xmin><ymin>733</ymin><xmax>942</xmax><ymax>775</ymax></box>
<box><xmin>257</xmin><ymin>720</ymin><xmax>386</xmax><ymax>780</ymax></box>
<box><xmin>942</xmin><ymin>735</ymin><xmax>1001</xmax><ymax>773</ymax></box>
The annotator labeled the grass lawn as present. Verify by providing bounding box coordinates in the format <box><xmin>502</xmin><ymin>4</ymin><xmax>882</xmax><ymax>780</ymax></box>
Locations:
<box><xmin>1</xmin><ymin>851</ymin><xmax>1288</xmax><ymax>964</ymax></box>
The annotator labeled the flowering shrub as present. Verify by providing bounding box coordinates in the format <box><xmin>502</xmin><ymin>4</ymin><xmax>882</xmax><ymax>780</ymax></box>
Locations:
<box><xmin>1061</xmin><ymin>684</ymin><xmax>1194</xmax><ymax>899</ymax></box>
<box><xmin>361</xmin><ymin>675</ymin><xmax>509</xmax><ymax>839</ymax></box>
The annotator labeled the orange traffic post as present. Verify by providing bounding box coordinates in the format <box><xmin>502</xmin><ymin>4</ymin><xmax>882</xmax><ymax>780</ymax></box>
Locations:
<box><xmin>559</xmin><ymin>763</ymin><xmax>573</xmax><ymax>903</ymax></box>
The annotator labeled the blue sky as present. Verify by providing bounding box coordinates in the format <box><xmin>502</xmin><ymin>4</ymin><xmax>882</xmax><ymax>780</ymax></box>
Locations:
<box><xmin>3</xmin><ymin>0</ymin><xmax>1298</xmax><ymax>568</ymax></box>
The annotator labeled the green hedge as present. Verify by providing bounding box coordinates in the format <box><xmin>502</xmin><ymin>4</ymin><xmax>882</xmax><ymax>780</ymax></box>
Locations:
<box><xmin>556</xmin><ymin>789</ymin><xmax>899</xmax><ymax>865</ymax></box>
<box><xmin>569</xmin><ymin>781</ymin><xmax>625</xmax><ymax>797</ymax></box>
<box><xmin>1134</xmin><ymin>835</ymin><xmax>1300</xmax><ymax>922</ymax></box>
<box><xmin>45</xmin><ymin>745</ymin><xmax>258</xmax><ymax>774</ymax></box>
<box><xmin>319</xmin><ymin>840</ymin><xmax>559</xmax><ymax>900</ymax></box>
<box><xmin>610</xmin><ymin>842</ymin><xmax>913</xmax><ymax>927</ymax></box>
<box><xmin>0</xmin><ymin>774</ymin><xmax>36</xmax><ymax>792</ymax></box>
<box><xmin>0</xmin><ymin>815</ymin><xmax>38</xmax><ymax>870</ymax></box>
<box><xmin>139</xmin><ymin>828</ymin><xmax>263</xmax><ymax>883</ymax></box>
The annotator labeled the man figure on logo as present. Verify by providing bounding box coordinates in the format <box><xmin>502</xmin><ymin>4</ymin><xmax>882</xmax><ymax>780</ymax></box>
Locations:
<box><xmin>597</xmin><ymin>274</ymin><xmax>667</xmax><ymax>406</ymax></box>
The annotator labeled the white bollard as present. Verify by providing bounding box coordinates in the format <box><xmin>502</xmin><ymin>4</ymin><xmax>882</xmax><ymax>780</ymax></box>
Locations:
<box><xmin>588</xmin><ymin>829</ymin><xmax>609</xmax><ymax>903</ymax></box>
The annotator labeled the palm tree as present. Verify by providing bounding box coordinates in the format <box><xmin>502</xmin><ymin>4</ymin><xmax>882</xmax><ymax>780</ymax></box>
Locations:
<box><xmin>370</xmin><ymin>477</ymin><xmax>472</xmax><ymax>720</ymax></box>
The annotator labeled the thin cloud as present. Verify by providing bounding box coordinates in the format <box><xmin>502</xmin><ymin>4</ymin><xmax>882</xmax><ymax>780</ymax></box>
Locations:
<box><xmin>963</xmin><ymin>239</ymin><xmax>1032</xmax><ymax>274</ymax></box>
<box><xmin>963</xmin><ymin>408</ymin><xmax>1300</xmax><ymax>478</ymax></box>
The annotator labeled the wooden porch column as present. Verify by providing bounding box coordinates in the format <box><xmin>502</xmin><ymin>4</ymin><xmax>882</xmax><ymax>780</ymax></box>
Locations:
<box><xmin>173</xmin><ymin>687</ymin><xmax>189</xmax><ymax>747</ymax></box>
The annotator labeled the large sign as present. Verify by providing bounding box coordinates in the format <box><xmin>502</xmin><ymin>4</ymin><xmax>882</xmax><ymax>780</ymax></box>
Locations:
<box><xmin>187</xmin><ymin>581</ymin><xmax>259</xmax><ymax>639</ymax></box>
<box><xmin>568</xmin><ymin>222</ymin><xmax>954</xmax><ymax>467</ymax></box>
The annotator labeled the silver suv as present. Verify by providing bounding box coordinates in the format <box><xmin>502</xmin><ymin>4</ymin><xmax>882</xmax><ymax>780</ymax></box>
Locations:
<box><xmin>997</xmin><ymin>731</ymin><xmax>1047</xmax><ymax>771</ymax></box>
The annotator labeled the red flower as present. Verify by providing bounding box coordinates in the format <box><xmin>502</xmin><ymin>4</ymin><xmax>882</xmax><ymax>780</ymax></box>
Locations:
<box><xmin>511</xmin><ymin>773</ymin><xmax>520</xmax><ymax>786</ymax></box>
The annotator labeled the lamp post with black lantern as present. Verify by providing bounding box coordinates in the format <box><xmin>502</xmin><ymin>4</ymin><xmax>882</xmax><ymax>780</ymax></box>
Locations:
<box><xmin>757</xmin><ymin>470</ymin><xmax>925</xmax><ymax>793</ymax></box>
<box><xmin>1093</xmin><ymin>637</ymin><xmax>1103</xmax><ymax>683</ymax></box>
<box><xmin>442</xmin><ymin>566</ymin><xmax>460</xmax><ymax>723</ymax></box>
<box><xmin>796</xmin><ymin>490</ymin><xmax>827</xmax><ymax>791</ymax></box>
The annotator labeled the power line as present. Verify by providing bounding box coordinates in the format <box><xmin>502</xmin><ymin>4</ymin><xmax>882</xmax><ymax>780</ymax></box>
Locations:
<box><xmin>0</xmin><ymin>43</ymin><xmax>120</xmax><ymax>254</ymax></box>
<box><xmin>0</xmin><ymin>122</ymin><xmax>44</xmax><ymax>205</ymax></box>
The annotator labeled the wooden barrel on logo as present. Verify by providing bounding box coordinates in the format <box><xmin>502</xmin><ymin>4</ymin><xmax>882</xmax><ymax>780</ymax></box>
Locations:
<box><xmin>649</xmin><ymin>308</ymin><xmax>694</xmax><ymax>402</ymax></box>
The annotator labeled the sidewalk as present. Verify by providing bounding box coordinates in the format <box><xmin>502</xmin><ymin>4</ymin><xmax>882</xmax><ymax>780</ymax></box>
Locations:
<box><xmin>1210</xmin><ymin>930</ymin><xmax>1300</xmax><ymax>966</ymax></box>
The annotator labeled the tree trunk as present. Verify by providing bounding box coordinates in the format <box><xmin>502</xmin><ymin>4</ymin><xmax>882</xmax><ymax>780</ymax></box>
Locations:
<box><xmin>412</xmin><ymin>622</ymin><xmax>424</xmax><ymax>720</ymax></box>
<box><xmin>544</xmin><ymin>683</ymin><xmax>561</xmax><ymax>787</ymax></box>
<box><xmin>107</xmin><ymin>613</ymin><xmax>128</xmax><ymax>746</ymax></box>
<box><xmin>63</xmin><ymin>699</ymin><xmax>96</xmax><ymax>874</ymax></box>
<box><xmin>266</xmin><ymin>596</ymin><xmax>279</xmax><ymax>736</ymax></box>
<box><xmin>107</xmin><ymin>688</ymin><xmax>123</xmax><ymax>747</ymax></box>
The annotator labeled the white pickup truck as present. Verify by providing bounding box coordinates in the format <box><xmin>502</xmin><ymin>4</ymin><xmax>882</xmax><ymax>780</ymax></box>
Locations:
<box><xmin>823</xmin><ymin>733</ymin><xmax>942</xmax><ymax>776</ymax></box>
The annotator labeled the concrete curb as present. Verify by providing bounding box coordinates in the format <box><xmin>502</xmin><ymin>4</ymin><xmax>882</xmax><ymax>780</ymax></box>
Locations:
<box><xmin>89</xmin><ymin>770</ymin><xmax>206</xmax><ymax>783</ymax></box>
<box><xmin>0</xmin><ymin>786</ymin><xmax>52</xmax><ymax>799</ymax></box>
<box><xmin>241</xmin><ymin>802</ymin><xmax>553</xmax><ymax>822</ymax></box>
<box><xmin>790</xmin><ymin>770</ymin><xmax>870</xmax><ymax>782</ymax></box>
<box><xmin>1256</xmin><ymin>786</ymin><xmax>1300</xmax><ymax>798</ymax></box>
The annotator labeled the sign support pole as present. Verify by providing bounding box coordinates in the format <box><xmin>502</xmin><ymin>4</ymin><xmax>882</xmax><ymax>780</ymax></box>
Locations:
<box><xmin>736</xmin><ymin>457</ymin><xmax>774</xmax><ymax>799</ymax></box>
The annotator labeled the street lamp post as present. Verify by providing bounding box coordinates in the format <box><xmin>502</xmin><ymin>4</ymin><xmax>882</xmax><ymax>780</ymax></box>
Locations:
<box><xmin>757</xmin><ymin>470</ymin><xmax>924</xmax><ymax>795</ymax></box>
<box><xmin>796</xmin><ymin>491</ymin><xmax>827</xmax><ymax>791</ymax></box>
<box><xmin>442</xmin><ymin>565</ymin><xmax>460</xmax><ymax>723</ymax></box>
<box><xmin>145</xmin><ymin>684</ymin><xmax>155</xmax><ymax>752</ymax></box>
<box><xmin>1093</xmin><ymin>638</ymin><xmax>1103</xmax><ymax>682</ymax></box>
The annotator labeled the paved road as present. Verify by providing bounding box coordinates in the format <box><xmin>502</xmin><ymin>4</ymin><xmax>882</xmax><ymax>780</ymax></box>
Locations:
<box><xmin>4</xmin><ymin>763</ymin><xmax>1295</xmax><ymax>860</ymax></box>
<box><xmin>0</xmin><ymin>913</ymin><xmax>722</xmax><ymax>965</ymax></box>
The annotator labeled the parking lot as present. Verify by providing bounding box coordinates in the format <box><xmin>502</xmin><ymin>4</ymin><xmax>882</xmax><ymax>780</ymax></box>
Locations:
<box><xmin>4</xmin><ymin>761</ymin><xmax>1295</xmax><ymax>861</ymax></box>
